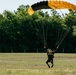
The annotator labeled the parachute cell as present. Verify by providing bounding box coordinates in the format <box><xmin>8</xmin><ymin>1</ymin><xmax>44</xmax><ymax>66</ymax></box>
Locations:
<box><xmin>28</xmin><ymin>1</ymin><xmax>50</xmax><ymax>15</ymax></box>
<box><xmin>48</xmin><ymin>1</ymin><xmax>76</xmax><ymax>10</ymax></box>
<box><xmin>28</xmin><ymin>7</ymin><xmax>34</xmax><ymax>16</ymax></box>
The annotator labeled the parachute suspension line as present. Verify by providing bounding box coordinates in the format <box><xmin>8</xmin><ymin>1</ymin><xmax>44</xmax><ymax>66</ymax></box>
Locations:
<box><xmin>42</xmin><ymin>22</ymin><xmax>46</xmax><ymax>49</ymax></box>
<box><xmin>51</xmin><ymin>4</ymin><xmax>73</xmax><ymax>50</ymax></box>
<box><xmin>56</xmin><ymin>29</ymin><xmax>70</xmax><ymax>51</ymax></box>
<box><xmin>56</xmin><ymin>25</ymin><xmax>73</xmax><ymax>51</ymax></box>
<box><xmin>55</xmin><ymin>8</ymin><xmax>65</xmax><ymax>48</ymax></box>
<box><xmin>45</xmin><ymin>21</ymin><xmax>49</xmax><ymax>49</ymax></box>
<box><xmin>53</xmin><ymin>8</ymin><xmax>65</xmax><ymax>45</ymax></box>
<box><xmin>59</xmin><ymin>9</ymin><xmax>65</xmax><ymax>18</ymax></box>
<box><xmin>41</xmin><ymin>19</ymin><xmax>48</xmax><ymax>49</ymax></box>
<box><xmin>55</xmin><ymin>27</ymin><xmax>65</xmax><ymax>47</ymax></box>
<box><xmin>55</xmin><ymin>10</ymin><xmax>67</xmax><ymax>51</ymax></box>
<box><xmin>51</xmin><ymin>5</ymin><xmax>70</xmax><ymax>51</ymax></box>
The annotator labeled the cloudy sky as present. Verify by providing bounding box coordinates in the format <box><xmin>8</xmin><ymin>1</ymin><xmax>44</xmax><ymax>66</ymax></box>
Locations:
<box><xmin>0</xmin><ymin>0</ymin><xmax>76</xmax><ymax>14</ymax></box>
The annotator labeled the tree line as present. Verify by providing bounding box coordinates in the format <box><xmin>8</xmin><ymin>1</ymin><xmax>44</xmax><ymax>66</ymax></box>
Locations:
<box><xmin>0</xmin><ymin>5</ymin><xmax>76</xmax><ymax>53</ymax></box>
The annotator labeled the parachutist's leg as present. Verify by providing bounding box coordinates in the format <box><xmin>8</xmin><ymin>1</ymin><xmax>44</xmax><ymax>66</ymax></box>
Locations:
<box><xmin>51</xmin><ymin>59</ymin><xmax>54</xmax><ymax>68</ymax></box>
<box><xmin>46</xmin><ymin>60</ymin><xmax>50</xmax><ymax>68</ymax></box>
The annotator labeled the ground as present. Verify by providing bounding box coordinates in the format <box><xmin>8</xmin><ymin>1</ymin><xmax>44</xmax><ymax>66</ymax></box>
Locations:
<box><xmin>0</xmin><ymin>53</ymin><xmax>76</xmax><ymax>75</ymax></box>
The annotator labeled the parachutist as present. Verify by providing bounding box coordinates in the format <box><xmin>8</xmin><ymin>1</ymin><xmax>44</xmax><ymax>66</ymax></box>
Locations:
<box><xmin>28</xmin><ymin>0</ymin><xmax>76</xmax><ymax>68</ymax></box>
<box><xmin>46</xmin><ymin>48</ymin><xmax>55</xmax><ymax>68</ymax></box>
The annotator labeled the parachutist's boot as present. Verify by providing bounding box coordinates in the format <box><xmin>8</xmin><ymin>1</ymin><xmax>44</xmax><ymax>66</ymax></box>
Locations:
<box><xmin>51</xmin><ymin>64</ymin><xmax>54</xmax><ymax>68</ymax></box>
<box><xmin>46</xmin><ymin>62</ymin><xmax>50</xmax><ymax>68</ymax></box>
<box><xmin>47</xmin><ymin>64</ymin><xmax>50</xmax><ymax>68</ymax></box>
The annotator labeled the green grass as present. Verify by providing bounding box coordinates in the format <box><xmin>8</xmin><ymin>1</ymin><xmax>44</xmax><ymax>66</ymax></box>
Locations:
<box><xmin>0</xmin><ymin>53</ymin><xmax>76</xmax><ymax>75</ymax></box>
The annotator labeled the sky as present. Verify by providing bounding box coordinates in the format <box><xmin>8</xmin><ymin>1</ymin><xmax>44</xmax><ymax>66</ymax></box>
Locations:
<box><xmin>0</xmin><ymin>0</ymin><xmax>76</xmax><ymax>14</ymax></box>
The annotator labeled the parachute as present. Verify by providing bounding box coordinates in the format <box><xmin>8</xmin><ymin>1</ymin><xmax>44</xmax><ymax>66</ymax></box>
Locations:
<box><xmin>28</xmin><ymin>0</ymin><xmax>76</xmax><ymax>51</ymax></box>
<box><xmin>28</xmin><ymin>0</ymin><xmax>76</xmax><ymax>15</ymax></box>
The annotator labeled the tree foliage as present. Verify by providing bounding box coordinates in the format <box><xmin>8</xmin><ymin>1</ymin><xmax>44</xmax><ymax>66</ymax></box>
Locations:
<box><xmin>0</xmin><ymin>5</ymin><xmax>76</xmax><ymax>53</ymax></box>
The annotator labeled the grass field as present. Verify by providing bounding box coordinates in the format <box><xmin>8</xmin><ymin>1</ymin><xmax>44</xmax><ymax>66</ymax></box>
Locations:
<box><xmin>0</xmin><ymin>53</ymin><xmax>76</xmax><ymax>75</ymax></box>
